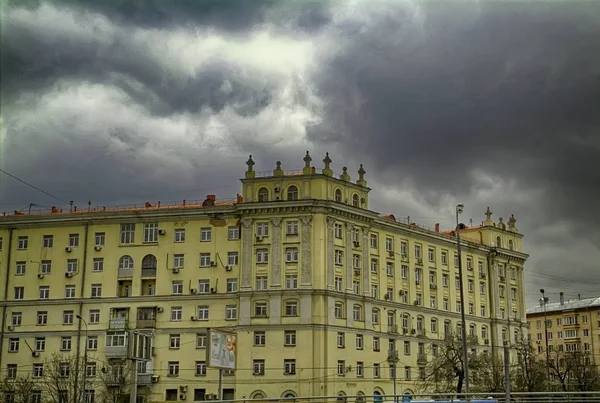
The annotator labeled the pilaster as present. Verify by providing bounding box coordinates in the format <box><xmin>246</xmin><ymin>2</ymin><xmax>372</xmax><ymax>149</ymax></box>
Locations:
<box><xmin>270</xmin><ymin>217</ymin><xmax>282</xmax><ymax>288</ymax></box>
<box><xmin>300</xmin><ymin>215</ymin><xmax>313</xmax><ymax>287</ymax></box>
<box><xmin>326</xmin><ymin>217</ymin><xmax>335</xmax><ymax>290</ymax></box>
<box><xmin>345</xmin><ymin>223</ymin><xmax>355</xmax><ymax>293</ymax></box>
<box><xmin>241</xmin><ymin>218</ymin><xmax>253</xmax><ymax>290</ymax></box>
<box><xmin>362</xmin><ymin>226</ymin><xmax>370</xmax><ymax>297</ymax></box>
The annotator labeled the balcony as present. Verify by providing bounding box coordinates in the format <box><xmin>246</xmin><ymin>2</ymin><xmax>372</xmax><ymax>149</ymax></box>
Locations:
<box><xmin>136</xmin><ymin>319</ymin><xmax>156</xmax><ymax>329</ymax></box>
<box><xmin>417</xmin><ymin>329</ymin><xmax>427</xmax><ymax>338</ymax></box>
<box><xmin>137</xmin><ymin>374</ymin><xmax>152</xmax><ymax>385</ymax></box>
<box><xmin>141</xmin><ymin>267</ymin><xmax>156</xmax><ymax>277</ymax></box>
<box><xmin>105</xmin><ymin>345</ymin><xmax>128</xmax><ymax>358</ymax></box>
<box><xmin>417</xmin><ymin>354</ymin><xmax>427</xmax><ymax>364</ymax></box>
<box><xmin>118</xmin><ymin>268</ymin><xmax>133</xmax><ymax>278</ymax></box>
<box><xmin>109</xmin><ymin>318</ymin><xmax>128</xmax><ymax>330</ymax></box>
<box><xmin>387</xmin><ymin>324</ymin><xmax>399</xmax><ymax>334</ymax></box>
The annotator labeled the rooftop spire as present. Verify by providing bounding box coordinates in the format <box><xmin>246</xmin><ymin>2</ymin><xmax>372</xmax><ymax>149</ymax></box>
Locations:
<box><xmin>357</xmin><ymin>164</ymin><xmax>367</xmax><ymax>187</ymax></box>
<box><xmin>322</xmin><ymin>152</ymin><xmax>333</xmax><ymax>177</ymax></box>
<box><xmin>303</xmin><ymin>151</ymin><xmax>312</xmax><ymax>175</ymax></box>
<box><xmin>245</xmin><ymin>155</ymin><xmax>256</xmax><ymax>179</ymax></box>
<box><xmin>483</xmin><ymin>206</ymin><xmax>494</xmax><ymax>226</ymax></box>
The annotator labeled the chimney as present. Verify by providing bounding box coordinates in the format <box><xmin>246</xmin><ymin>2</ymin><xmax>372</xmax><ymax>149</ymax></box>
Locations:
<box><xmin>207</xmin><ymin>194</ymin><xmax>216</xmax><ymax>201</ymax></box>
<box><xmin>236</xmin><ymin>194</ymin><xmax>243</xmax><ymax>203</ymax></box>
<box><xmin>435</xmin><ymin>223</ymin><xmax>440</xmax><ymax>233</ymax></box>
<box><xmin>202</xmin><ymin>195</ymin><xmax>216</xmax><ymax>207</ymax></box>
<box><xmin>560</xmin><ymin>292</ymin><xmax>564</xmax><ymax>306</ymax></box>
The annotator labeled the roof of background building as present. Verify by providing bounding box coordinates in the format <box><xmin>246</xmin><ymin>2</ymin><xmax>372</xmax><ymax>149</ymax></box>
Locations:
<box><xmin>526</xmin><ymin>296</ymin><xmax>600</xmax><ymax>315</ymax></box>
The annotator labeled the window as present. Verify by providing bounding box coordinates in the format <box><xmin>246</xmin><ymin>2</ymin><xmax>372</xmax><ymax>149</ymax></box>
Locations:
<box><xmin>43</xmin><ymin>235</ymin><xmax>53</xmax><ymax>248</ymax></box>
<box><xmin>174</xmin><ymin>228</ymin><xmax>185</xmax><ymax>242</ymax></box>
<box><xmin>284</xmin><ymin>330</ymin><xmax>296</xmax><ymax>346</ymax></box>
<box><xmin>466</xmin><ymin>257</ymin><xmax>473</xmax><ymax>270</ymax></box>
<box><xmin>285</xmin><ymin>301</ymin><xmax>298</xmax><ymax>316</ymax></box>
<box><xmin>226</xmin><ymin>305</ymin><xmax>237</xmax><ymax>320</ymax></box>
<box><xmin>69</xmin><ymin>234</ymin><xmax>79</xmax><ymax>247</ymax></box>
<box><xmin>92</xmin><ymin>258</ymin><xmax>103</xmax><ymax>272</ymax></box>
<box><xmin>91</xmin><ymin>284</ymin><xmax>102</xmax><ymax>298</ymax></box>
<box><xmin>35</xmin><ymin>337</ymin><xmax>46</xmax><ymax>351</ymax></box>
<box><xmin>335</xmin><ymin>303</ymin><xmax>343</xmax><ymax>319</ymax></box>
<box><xmin>87</xmin><ymin>336</ymin><xmax>98</xmax><ymax>350</ymax></box>
<box><xmin>372</xmin><ymin>309</ymin><xmax>379</xmax><ymax>324</ymax></box>
<box><xmin>468</xmin><ymin>279</ymin><xmax>474</xmax><ymax>292</ymax></box>
<box><xmin>142</xmin><ymin>223</ymin><xmax>158</xmax><ymax>243</ymax></box>
<box><xmin>226</xmin><ymin>252</ymin><xmax>239</xmax><ymax>267</ymax></box>
<box><xmin>196</xmin><ymin>334</ymin><xmax>207</xmax><ymax>348</ymax></box>
<box><xmin>254</xmin><ymin>331</ymin><xmax>266</xmax><ymax>346</ymax></box>
<box><xmin>94</xmin><ymin>232</ymin><xmax>105</xmax><ymax>246</ymax></box>
<box><xmin>287</xmin><ymin>186</ymin><xmax>299</xmax><ymax>200</ymax></box>
<box><xmin>228</xmin><ymin>226</ymin><xmax>240</xmax><ymax>240</ymax></box>
<box><xmin>119</xmin><ymin>255</ymin><xmax>134</xmax><ymax>270</ymax></box>
<box><xmin>286</xmin><ymin>220</ymin><xmax>299</xmax><ymax>235</ymax></box>
<box><xmin>254</xmin><ymin>302</ymin><xmax>267</xmax><ymax>317</ymax></box>
<box><xmin>89</xmin><ymin>310</ymin><xmax>100</xmax><ymax>323</ymax></box>
<box><xmin>335</xmin><ymin>277</ymin><xmax>342</xmax><ymax>292</ymax></box>
<box><xmin>371</xmin><ymin>284</ymin><xmax>379</xmax><ymax>299</ymax></box>
<box><xmin>352</xmin><ymin>193</ymin><xmax>360</xmax><ymax>207</ymax></box>
<box><xmin>414</xmin><ymin>245</ymin><xmax>421</xmax><ymax>259</ymax></box>
<box><xmin>120</xmin><ymin>224</ymin><xmax>135</xmax><ymax>244</ymax></box>
<box><xmin>428</xmin><ymin>247</ymin><xmax>435</xmax><ymax>262</ymax></box>
<box><xmin>441</xmin><ymin>251</ymin><xmax>448</xmax><ymax>265</ymax></box>
<box><xmin>370</xmin><ymin>234</ymin><xmax>378</xmax><ymax>248</ymax></box>
<box><xmin>442</xmin><ymin>274</ymin><xmax>448</xmax><ymax>287</ymax></box>
<box><xmin>61</xmin><ymin>336</ymin><xmax>72</xmax><ymax>351</ymax></box>
<box><xmin>335</xmin><ymin>250</ymin><xmax>343</xmax><ymax>265</ymax></box>
<box><xmin>6</xmin><ymin>364</ymin><xmax>17</xmax><ymax>379</ymax></box>
<box><xmin>334</xmin><ymin>223</ymin><xmax>343</xmax><ymax>238</ymax></box>
<box><xmin>404</xmin><ymin>340</ymin><xmax>411</xmax><ymax>355</ymax></box>
<box><xmin>401</xmin><ymin>265</ymin><xmax>408</xmax><ymax>279</ymax></box>
<box><xmin>286</xmin><ymin>248</ymin><xmax>299</xmax><ymax>263</ymax></box>
<box><xmin>480</xmin><ymin>282</ymin><xmax>485</xmax><ymax>295</ymax></box>
<box><xmin>168</xmin><ymin>362</ymin><xmax>179</xmax><ymax>376</ymax></box>
<box><xmin>356</xmin><ymin>334</ymin><xmax>364</xmax><ymax>350</ymax></box>
<box><xmin>256</xmin><ymin>249</ymin><xmax>269</xmax><ymax>264</ymax></box>
<box><xmin>200</xmin><ymin>228</ymin><xmax>212</xmax><ymax>242</ymax></box>
<box><xmin>338</xmin><ymin>360</ymin><xmax>346</xmax><ymax>376</ymax></box>
<box><xmin>334</xmin><ymin>189</ymin><xmax>342</xmax><ymax>203</ymax></box>
<box><xmin>255</xmin><ymin>276</ymin><xmax>268</xmax><ymax>290</ymax></box>
<box><xmin>11</xmin><ymin>312</ymin><xmax>22</xmax><ymax>327</ymax></box>
<box><xmin>226</xmin><ymin>279</ymin><xmax>238</xmax><ymax>293</ymax></box>
<box><xmin>41</xmin><ymin>260</ymin><xmax>51</xmax><ymax>274</ymax></box>
<box><xmin>431</xmin><ymin>318</ymin><xmax>438</xmax><ymax>333</ymax></box>
<box><xmin>67</xmin><ymin>259</ymin><xmax>78</xmax><ymax>274</ymax></box>
<box><xmin>374</xmin><ymin>363</ymin><xmax>381</xmax><ymax>378</ymax></box>
<box><xmin>454</xmin><ymin>253</ymin><xmax>459</xmax><ymax>267</ymax></box>
<box><xmin>386</xmin><ymin>237</ymin><xmax>394</xmax><ymax>252</ymax></box>
<box><xmin>257</xmin><ymin>187</ymin><xmax>269</xmax><ymax>202</ymax></box>
<box><xmin>284</xmin><ymin>359</ymin><xmax>296</xmax><ymax>375</ymax></box>
<box><xmin>33</xmin><ymin>364</ymin><xmax>43</xmax><ymax>378</ymax></box>
<box><xmin>253</xmin><ymin>359</ymin><xmax>265</xmax><ymax>375</ymax></box>
<box><xmin>285</xmin><ymin>275</ymin><xmax>298</xmax><ymax>289</ymax></box>
<box><xmin>63</xmin><ymin>310</ymin><xmax>74</xmax><ymax>325</ymax></box>
<box><xmin>496</xmin><ymin>236</ymin><xmax>502</xmax><ymax>247</ymax></box>
<box><xmin>169</xmin><ymin>334</ymin><xmax>181</xmax><ymax>349</ymax></box>
<box><xmin>373</xmin><ymin>337</ymin><xmax>380</xmax><ymax>351</ymax></box>
<box><xmin>481</xmin><ymin>305</ymin><xmax>486</xmax><ymax>317</ymax></box>
<box><xmin>508</xmin><ymin>239</ymin><xmax>514</xmax><ymax>250</ymax></box>
<box><xmin>9</xmin><ymin>338</ymin><xmax>19</xmax><ymax>352</ymax></box>
<box><xmin>15</xmin><ymin>261</ymin><xmax>26</xmax><ymax>275</ymax></box>
<box><xmin>199</xmin><ymin>253</ymin><xmax>211</xmax><ymax>268</ymax></box>
<box><xmin>39</xmin><ymin>286</ymin><xmax>49</xmax><ymax>299</ymax></box>
<box><xmin>386</xmin><ymin>262</ymin><xmax>393</xmax><ymax>276</ymax></box>
<box><xmin>353</xmin><ymin>305</ymin><xmax>362</xmax><ymax>321</ymax></box>
<box><xmin>17</xmin><ymin>236</ymin><xmax>28</xmax><ymax>250</ymax></box>
<box><xmin>197</xmin><ymin>306</ymin><xmax>209</xmax><ymax>320</ymax></box>
<box><xmin>256</xmin><ymin>222</ymin><xmax>269</xmax><ymax>237</ymax></box>
<box><xmin>171</xmin><ymin>307</ymin><xmax>183</xmax><ymax>321</ymax></box>
<box><xmin>353</xmin><ymin>254</ymin><xmax>361</xmax><ymax>269</ymax></box>
<box><xmin>173</xmin><ymin>254</ymin><xmax>184</xmax><ymax>269</ymax></box>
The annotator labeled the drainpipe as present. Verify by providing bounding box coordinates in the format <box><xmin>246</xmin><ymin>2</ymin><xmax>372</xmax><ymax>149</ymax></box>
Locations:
<box><xmin>74</xmin><ymin>222</ymin><xmax>90</xmax><ymax>401</ymax></box>
<box><xmin>0</xmin><ymin>228</ymin><xmax>14</xmax><ymax>371</ymax></box>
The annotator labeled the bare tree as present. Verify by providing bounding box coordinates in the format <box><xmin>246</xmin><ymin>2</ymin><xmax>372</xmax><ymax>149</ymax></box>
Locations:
<box><xmin>548</xmin><ymin>349</ymin><xmax>599</xmax><ymax>392</ymax></box>
<box><xmin>512</xmin><ymin>339</ymin><xmax>547</xmax><ymax>392</ymax></box>
<box><xmin>0</xmin><ymin>375</ymin><xmax>39</xmax><ymax>403</ymax></box>
<box><xmin>420</xmin><ymin>331</ymin><xmax>482</xmax><ymax>394</ymax></box>
<box><xmin>470</xmin><ymin>351</ymin><xmax>509</xmax><ymax>394</ymax></box>
<box><xmin>38</xmin><ymin>352</ymin><xmax>97</xmax><ymax>403</ymax></box>
<box><xmin>97</xmin><ymin>359</ymin><xmax>134</xmax><ymax>403</ymax></box>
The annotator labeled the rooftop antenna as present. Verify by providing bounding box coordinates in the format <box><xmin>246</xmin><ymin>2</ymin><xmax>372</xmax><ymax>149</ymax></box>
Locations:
<box><xmin>69</xmin><ymin>201</ymin><xmax>74</xmax><ymax>213</ymax></box>
<box><xmin>469</xmin><ymin>218</ymin><xmax>473</xmax><ymax>227</ymax></box>
<box><xmin>88</xmin><ymin>200</ymin><xmax>92</xmax><ymax>210</ymax></box>
<box><xmin>28</xmin><ymin>203</ymin><xmax>39</xmax><ymax>214</ymax></box>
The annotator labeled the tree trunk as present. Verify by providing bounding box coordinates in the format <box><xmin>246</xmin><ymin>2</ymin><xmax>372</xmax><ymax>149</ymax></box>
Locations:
<box><xmin>456</xmin><ymin>375</ymin><xmax>464</xmax><ymax>395</ymax></box>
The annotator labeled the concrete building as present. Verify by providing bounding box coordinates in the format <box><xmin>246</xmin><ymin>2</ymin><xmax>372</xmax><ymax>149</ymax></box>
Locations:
<box><xmin>527</xmin><ymin>294</ymin><xmax>600</xmax><ymax>367</ymax></box>
<box><xmin>0</xmin><ymin>152</ymin><xmax>529</xmax><ymax>401</ymax></box>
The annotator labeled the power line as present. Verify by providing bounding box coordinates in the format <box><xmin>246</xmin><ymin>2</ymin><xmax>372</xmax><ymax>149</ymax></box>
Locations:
<box><xmin>0</xmin><ymin>168</ymin><xmax>70</xmax><ymax>205</ymax></box>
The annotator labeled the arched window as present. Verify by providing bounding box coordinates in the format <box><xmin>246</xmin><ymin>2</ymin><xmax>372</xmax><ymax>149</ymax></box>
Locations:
<box><xmin>469</xmin><ymin>323</ymin><xmax>476</xmax><ymax>337</ymax></box>
<box><xmin>119</xmin><ymin>255</ymin><xmax>133</xmax><ymax>269</ymax></box>
<box><xmin>282</xmin><ymin>391</ymin><xmax>297</xmax><ymax>399</ymax></box>
<box><xmin>356</xmin><ymin>392</ymin><xmax>366</xmax><ymax>403</ymax></box>
<box><xmin>352</xmin><ymin>193</ymin><xmax>360</xmax><ymax>207</ymax></box>
<box><xmin>430</xmin><ymin>318</ymin><xmax>438</xmax><ymax>333</ymax></box>
<box><xmin>496</xmin><ymin>236</ymin><xmax>502</xmax><ymax>248</ymax></box>
<box><xmin>142</xmin><ymin>254</ymin><xmax>157</xmax><ymax>269</ymax></box>
<box><xmin>257</xmin><ymin>187</ymin><xmax>269</xmax><ymax>202</ymax></box>
<box><xmin>372</xmin><ymin>308</ymin><xmax>380</xmax><ymax>324</ymax></box>
<box><xmin>251</xmin><ymin>391</ymin><xmax>266</xmax><ymax>399</ymax></box>
<box><xmin>337</xmin><ymin>392</ymin><xmax>347</xmax><ymax>403</ymax></box>
<box><xmin>416</xmin><ymin>316</ymin><xmax>424</xmax><ymax>331</ymax></box>
<box><xmin>373</xmin><ymin>391</ymin><xmax>383</xmax><ymax>403</ymax></box>
<box><xmin>334</xmin><ymin>189</ymin><xmax>342</xmax><ymax>203</ymax></box>
<box><xmin>287</xmin><ymin>185</ymin><xmax>299</xmax><ymax>201</ymax></box>
<box><xmin>353</xmin><ymin>305</ymin><xmax>362</xmax><ymax>321</ymax></box>
<box><xmin>508</xmin><ymin>239</ymin><xmax>514</xmax><ymax>250</ymax></box>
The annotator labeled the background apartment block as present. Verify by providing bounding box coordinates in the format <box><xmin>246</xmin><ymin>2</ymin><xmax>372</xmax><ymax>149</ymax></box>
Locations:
<box><xmin>0</xmin><ymin>152</ymin><xmax>528</xmax><ymax>401</ymax></box>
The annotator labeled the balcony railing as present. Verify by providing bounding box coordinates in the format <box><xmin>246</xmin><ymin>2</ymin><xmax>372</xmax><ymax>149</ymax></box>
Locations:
<box><xmin>141</xmin><ymin>267</ymin><xmax>157</xmax><ymax>277</ymax></box>
<box><xmin>137</xmin><ymin>374</ymin><xmax>152</xmax><ymax>385</ymax></box>
<box><xmin>105</xmin><ymin>345</ymin><xmax>128</xmax><ymax>358</ymax></box>
<box><xmin>417</xmin><ymin>354</ymin><xmax>427</xmax><ymax>364</ymax></box>
<box><xmin>387</xmin><ymin>324</ymin><xmax>399</xmax><ymax>334</ymax></box>
<box><xmin>136</xmin><ymin>319</ymin><xmax>156</xmax><ymax>329</ymax></box>
<box><xmin>109</xmin><ymin>318</ymin><xmax>128</xmax><ymax>330</ymax></box>
<box><xmin>118</xmin><ymin>268</ymin><xmax>133</xmax><ymax>278</ymax></box>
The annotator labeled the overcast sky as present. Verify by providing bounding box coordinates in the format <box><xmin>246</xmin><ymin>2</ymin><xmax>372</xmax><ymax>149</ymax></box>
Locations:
<box><xmin>2</xmin><ymin>0</ymin><xmax>600</xmax><ymax>305</ymax></box>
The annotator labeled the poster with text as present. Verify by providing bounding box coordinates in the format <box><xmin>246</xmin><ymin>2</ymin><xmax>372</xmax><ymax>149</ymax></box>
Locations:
<box><xmin>208</xmin><ymin>329</ymin><xmax>237</xmax><ymax>370</ymax></box>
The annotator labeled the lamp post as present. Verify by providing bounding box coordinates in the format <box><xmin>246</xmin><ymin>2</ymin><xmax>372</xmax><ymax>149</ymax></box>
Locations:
<box><xmin>540</xmin><ymin>289</ymin><xmax>550</xmax><ymax>382</ymax></box>
<box><xmin>455</xmin><ymin>203</ymin><xmax>470</xmax><ymax>397</ymax></box>
<box><xmin>76</xmin><ymin>314</ymin><xmax>89</xmax><ymax>403</ymax></box>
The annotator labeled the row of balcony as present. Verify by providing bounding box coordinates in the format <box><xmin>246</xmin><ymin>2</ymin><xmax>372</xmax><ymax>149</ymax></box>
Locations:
<box><xmin>119</xmin><ymin>267</ymin><xmax>157</xmax><ymax>278</ymax></box>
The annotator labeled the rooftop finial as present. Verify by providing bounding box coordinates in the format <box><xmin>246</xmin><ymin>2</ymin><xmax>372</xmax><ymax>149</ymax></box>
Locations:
<box><xmin>322</xmin><ymin>152</ymin><xmax>333</xmax><ymax>177</ymax></box>
<box><xmin>340</xmin><ymin>166</ymin><xmax>350</xmax><ymax>182</ymax></box>
<box><xmin>245</xmin><ymin>155</ymin><xmax>256</xmax><ymax>179</ymax></box>
<box><xmin>485</xmin><ymin>207</ymin><xmax>492</xmax><ymax>221</ymax></box>
<box><xmin>357</xmin><ymin>164</ymin><xmax>367</xmax><ymax>187</ymax></box>
<box><xmin>498</xmin><ymin>216</ymin><xmax>506</xmax><ymax>230</ymax></box>
<box><xmin>273</xmin><ymin>160</ymin><xmax>283</xmax><ymax>177</ymax></box>
<box><xmin>508</xmin><ymin>214</ymin><xmax>518</xmax><ymax>233</ymax></box>
<box><xmin>303</xmin><ymin>151</ymin><xmax>312</xmax><ymax>175</ymax></box>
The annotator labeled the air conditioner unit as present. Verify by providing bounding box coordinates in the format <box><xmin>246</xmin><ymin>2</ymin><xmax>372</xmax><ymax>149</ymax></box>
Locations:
<box><xmin>411</xmin><ymin>329</ymin><xmax>416</xmax><ymax>334</ymax></box>
<box><xmin>384</xmin><ymin>294</ymin><xmax>390</xmax><ymax>300</ymax></box>
<box><xmin>32</xmin><ymin>351</ymin><xmax>40</xmax><ymax>358</ymax></box>
<box><xmin>210</xmin><ymin>261</ymin><xmax>217</xmax><ymax>267</ymax></box>
<box><xmin>480</xmin><ymin>273</ymin><xmax>487</xmax><ymax>279</ymax></box>
<box><xmin>416</xmin><ymin>258</ymin><xmax>423</xmax><ymax>265</ymax></box>
<box><xmin>191</xmin><ymin>316</ymin><xmax>197</xmax><ymax>321</ymax></box>
<box><xmin>256</xmin><ymin>235</ymin><xmax>263</xmax><ymax>242</ymax></box>
<box><xmin>274</xmin><ymin>187</ymin><xmax>281</xmax><ymax>192</ymax></box>
<box><xmin>388</xmin><ymin>251</ymin><xmax>394</xmax><ymax>258</ymax></box>
<box><xmin>354</xmin><ymin>268</ymin><xmax>361</xmax><ymax>275</ymax></box>
<box><xmin>37</xmin><ymin>273</ymin><xmax>44</xmax><ymax>279</ymax></box>
<box><xmin>65</xmin><ymin>272</ymin><xmax>74</xmax><ymax>278</ymax></box>
<box><xmin>65</xmin><ymin>247</ymin><xmax>72</xmax><ymax>252</ymax></box>
<box><xmin>413</xmin><ymin>300</ymin><xmax>419</xmax><ymax>306</ymax></box>
<box><xmin>499</xmin><ymin>276</ymin><xmax>505</xmax><ymax>282</ymax></box>
<box><xmin>173</xmin><ymin>268</ymin><xmax>180</xmax><ymax>274</ymax></box>
<box><xmin>536</xmin><ymin>340</ymin><xmax>541</xmax><ymax>344</ymax></box>
<box><xmin>94</xmin><ymin>246</ymin><xmax>102</xmax><ymax>251</ymax></box>
<box><xmin>190</xmin><ymin>289</ymin><xmax>197</xmax><ymax>294</ymax></box>
<box><xmin>180</xmin><ymin>394</ymin><xmax>186</xmax><ymax>400</ymax></box>
<box><xmin>210</xmin><ymin>288</ymin><xmax>217</xmax><ymax>294</ymax></box>
<box><xmin>430</xmin><ymin>283</ymin><xmax>437</xmax><ymax>289</ymax></box>
<box><xmin>484</xmin><ymin>339</ymin><xmax>489</xmax><ymax>345</ymax></box>
<box><xmin>158</xmin><ymin>229</ymin><xmax>166</xmax><ymax>235</ymax></box>
<box><xmin>353</xmin><ymin>241</ymin><xmax>360</xmax><ymax>247</ymax></box>
<box><xmin>399</xmin><ymin>290</ymin><xmax>406</xmax><ymax>296</ymax></box>
<box><xmin>151</xmin><ymin>375</ymin><xmax>159</xmax><ymax>383</ymax></box>
<box><xmin>403</xmin><ymin>328</ymin><xmax>409</xmax><ymax>334</ymax></box>
<box><xmin>225</xmin><ymin>265</ymin><xmax>232</xmax><ymax>271</ymax></box>
<box><xmin>361</xmin><ymin>197</ymin><xmax>366</xmax><ymax>203</ymax></box>
<box><xmin>7</xmin><ymin>325</ymin><xmax>14</xmax><ymax>331</ymax></box>
<box><xmin>156</xmin><ymin>307</ymin><xmax>164</xmax><ymax>313</ymax></box>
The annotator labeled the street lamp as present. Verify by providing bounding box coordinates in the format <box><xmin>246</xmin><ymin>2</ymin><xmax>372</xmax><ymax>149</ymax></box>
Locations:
<box><xmin>76</xmin><ymin>314</ymin><xmax>89</xmax><ymax>403</ymax></box>
<box><xmin>455</xmin><ymin>203</ymin><xmax>470</xmax><ymax>397</ymax></box>
<box><xmin>540</xmin><ymin>289</ymin><xmax>550</xmax><ymax>382</ymax></box>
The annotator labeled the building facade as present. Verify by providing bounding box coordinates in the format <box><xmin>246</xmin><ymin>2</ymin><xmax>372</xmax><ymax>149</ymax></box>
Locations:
<box><xmin>0</xmin><ymin>152</ymin><xmax>529</xmax><ymax>401</ymax></box>
<box><xmin>527</xmin><ymin>294</ymin><xmax>600</xmax><ymax>367</ymax></box>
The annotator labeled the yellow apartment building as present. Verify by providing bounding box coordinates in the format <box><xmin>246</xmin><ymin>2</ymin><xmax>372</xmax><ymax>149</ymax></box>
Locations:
<box><xmin>526</xmin><ymin>294</ymin><xmax>600</xmax><ymax>367</ymax></box>
<box><xmin>0</xmin><ymin>152</ymin><xmax>529</xmax><ymax>402</ymax></box>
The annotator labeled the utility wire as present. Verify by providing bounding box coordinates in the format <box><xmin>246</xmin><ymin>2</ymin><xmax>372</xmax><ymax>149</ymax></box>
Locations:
<box><xmin>0</xmin><ymin>168</ymin><xmax>70</xmax><ymax>205</ymax></box>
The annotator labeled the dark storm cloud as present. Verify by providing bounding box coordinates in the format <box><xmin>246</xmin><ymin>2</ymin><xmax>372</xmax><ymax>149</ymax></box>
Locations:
<box><xmin>309</xmin><ymin>2</ymin><xmax>600</xmax><ymax>230</ymax></box>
